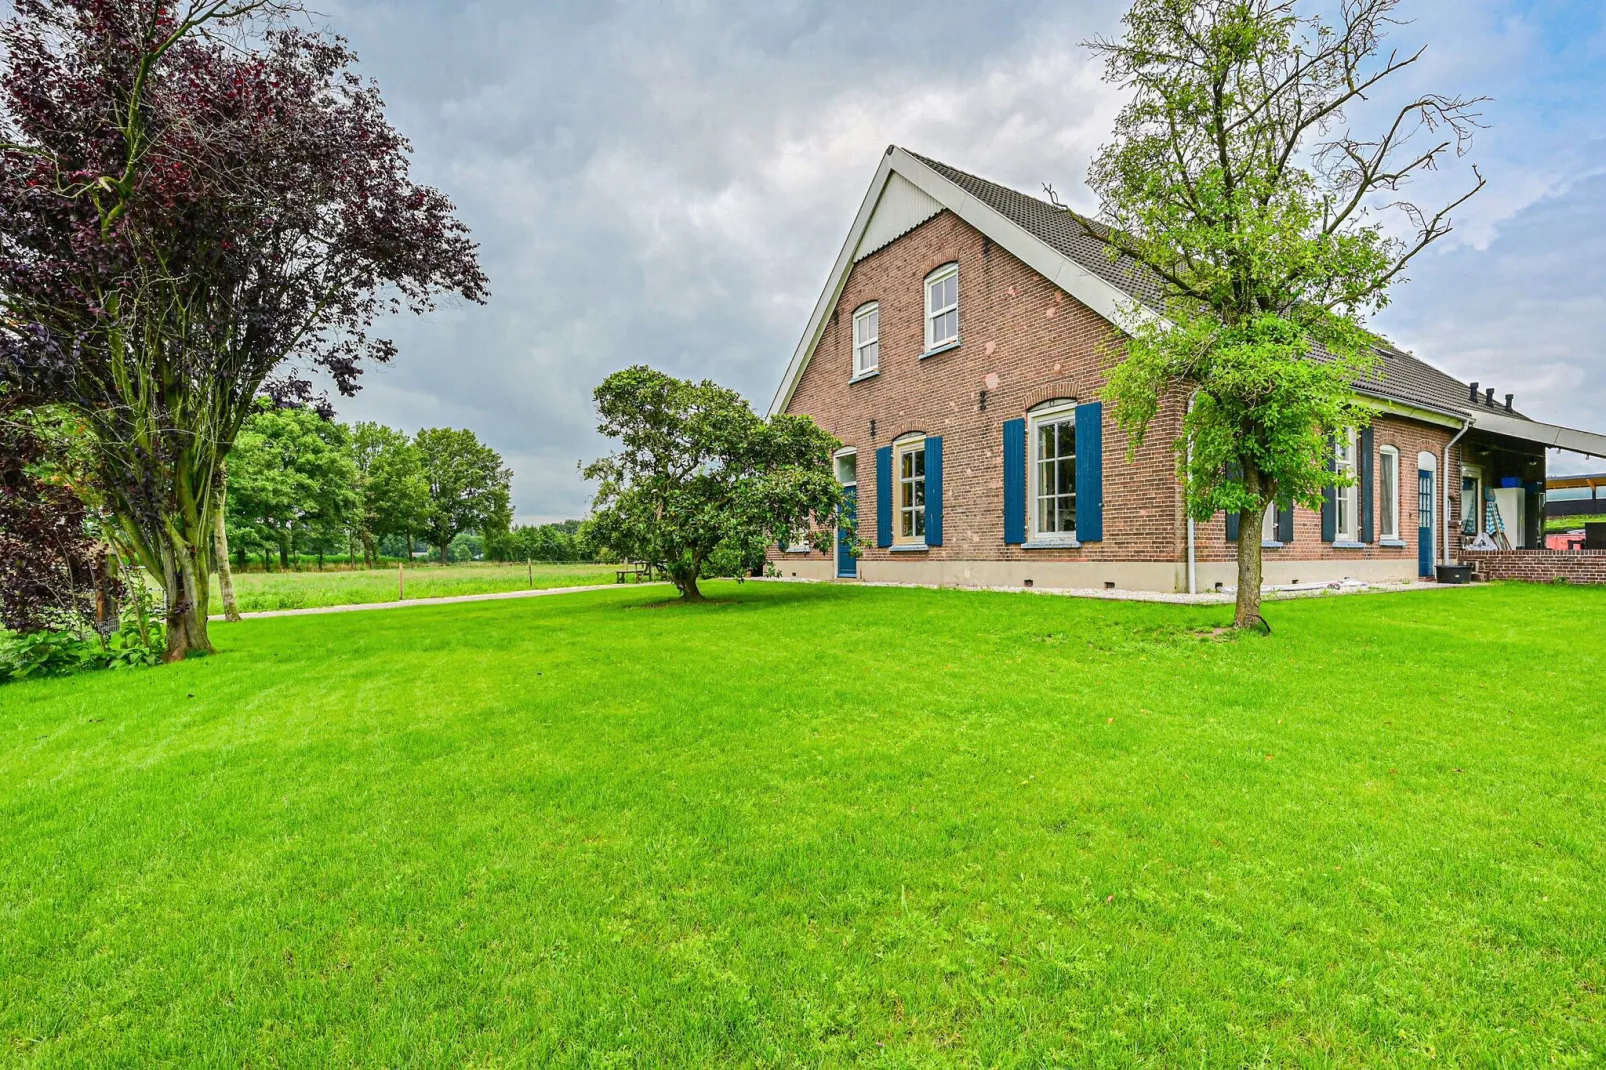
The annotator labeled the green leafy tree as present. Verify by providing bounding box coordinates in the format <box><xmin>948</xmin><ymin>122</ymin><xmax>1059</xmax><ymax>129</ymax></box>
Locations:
<box><xmin>350</xmin><ymin>423</ymin><xmax>429</xmax><ymax>567</ymax></box>
<box><xmin>581</xmin><ymin>365</ymin><xmax>847</xmax><ymax>601</ymax></box>
<box><xmin>415</xmin><ymin>427</ymin><xmax>512</xmax><ymax>565</ymax></box>
<box><xmin>1083</xmin><ymin>0</ymin><xmax>1485</xmax><ymax>628</ymax></box>
<box><xmin>226</xmin><ymin>402</ymin><xmax>358</xmax><ymax>569</ymax></box>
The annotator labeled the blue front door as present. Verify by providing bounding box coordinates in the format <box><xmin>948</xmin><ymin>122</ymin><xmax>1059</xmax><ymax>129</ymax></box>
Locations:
<box><xmin>1418</xmin><ymin>469</ymin><xmax>1435</xmax><ymax>578</ymax></box>
<box><xmin>837</xmin><ymin>486</ymin><xmax>858</xmax><ymax>578</ymax></box>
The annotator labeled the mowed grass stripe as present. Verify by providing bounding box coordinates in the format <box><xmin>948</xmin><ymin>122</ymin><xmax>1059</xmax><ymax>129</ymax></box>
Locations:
<box><xmin>0</xmin><ymin>582</ymin><xmax>1602</xmax><ymax>1066</ymax></box>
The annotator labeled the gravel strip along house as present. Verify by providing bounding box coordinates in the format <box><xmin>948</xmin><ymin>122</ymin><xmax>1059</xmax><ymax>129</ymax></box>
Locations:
<box><xmin>767</xmin><ymin>146</ymin><xmax>1606</xmax><ymax>593</ymax></box>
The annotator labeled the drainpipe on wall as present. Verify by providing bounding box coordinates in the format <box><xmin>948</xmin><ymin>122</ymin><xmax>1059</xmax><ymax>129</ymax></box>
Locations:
<box><xmin>1187</xmin><ymin>516</ymin><xmax>1197</xmax><ymax>595</ymax></box>
<box><xmin>1443</xmin><ymin>418</ymin><xmax>1473</xmax><ymax>567</ymax></box>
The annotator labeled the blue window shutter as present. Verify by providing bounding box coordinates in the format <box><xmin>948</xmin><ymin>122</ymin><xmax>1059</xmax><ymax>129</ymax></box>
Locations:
<box><xmin>1321</xmin><ymin>435</ymin><xmax>1337</xmax><ymax>542</ymax></box>
<box><xmin>1225</xmin><ymin>510</ymin><xmax>1240</xmax><ymax>543</ymax></box>
<box><xmin>1075</xmin><ymin>402</ymin><xmax>1104</xmax><ymax>541</ymax></box>
<box><xmin>1003</xmin><ymin>419</ymin><xmax>1026</xmax><ymax>544</ymax></box>
<box><xmin>925</xmin><ymin>436</ymin><xmax>943</xmax><ymax>546</ymax></box>
<box><xmin>876</xmin><ymin>446</ymin><xmax>893</xmax><ymax>548</ymax></box>
<box><xmin>1359</xmin><ymin>426</ymin><xmax>1375</xmax><ymax>543</ymax></box>
<box><xmin>1277</xmin><ymin>502</ymin><xmax>1294</xmax><ymax>543</ymax></box>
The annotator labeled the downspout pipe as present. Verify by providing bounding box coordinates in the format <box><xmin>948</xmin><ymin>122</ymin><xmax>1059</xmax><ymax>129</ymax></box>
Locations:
<box><xmin>1443</xmin><ymin>418</ymin><xmax>1473</xmax><ymax>567</ymax></box>
<box><xmin>1185</xmin><ymin>391</ymin><xmax>1197</xmax><ymax>595</ymax></box>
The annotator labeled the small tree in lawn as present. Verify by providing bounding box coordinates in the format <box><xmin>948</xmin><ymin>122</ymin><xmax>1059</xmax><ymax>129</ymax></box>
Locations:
<box><xmin>581</xmin><ymin>365</ymin><xmax>847</xmax><ymax>601</ymax></box>
<box><xmin>415</xmin><ymin>427</ymin><xmax>512</xmax><ymax>565</ymax></box>
<box><xmin>1083</xmin><ymin>0</ymin><xmax>1485</xmax><ymax>629</ymax></box>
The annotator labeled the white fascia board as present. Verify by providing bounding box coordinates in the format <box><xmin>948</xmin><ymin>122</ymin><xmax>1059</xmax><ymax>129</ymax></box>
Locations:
<box><xmin>1465</xmin><ymin>409</ymin><xmax>1606</xmax><ymax>458</ymax></box>
<box><xmin>767</xmin><ymin>146</ymin><xmax>1163</xmax><ymax>418</ymax></box>
<box><xmin>1355</xmin><ymin>393</ymin><xmax>1467</xmax><ymax>430</ymax></box>
<box><xmin>889</xmin><ymin>149</ymin><xmax>1161</xmax><ymax>338</ymax></box>
<box><xmin>767</xmin><ymin>150</ymin><xmax>898</xmax><ymax>417</ymax></box>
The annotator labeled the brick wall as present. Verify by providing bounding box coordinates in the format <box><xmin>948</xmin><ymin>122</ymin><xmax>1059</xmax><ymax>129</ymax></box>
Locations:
<box><xmin>785</xmin><ymin>209</ymin><xmax>1185</xmax><ymax>568</ymax></box>
<box><xmin>1464</xmin><ymin>550</ymin><xmax>1606</xmax><ymax>584</ymax></box>
<box><xmin>776</xmin><ymin>207</ymin><xmax>1457</xmax><ymax>578</ymax></box>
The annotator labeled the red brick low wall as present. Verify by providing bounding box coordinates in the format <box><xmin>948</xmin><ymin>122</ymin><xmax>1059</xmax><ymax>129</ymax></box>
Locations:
<box><xmin>1463</xmin><ymin>550</ymin><xmax>1606</xmax><ymax>584</ymax></box>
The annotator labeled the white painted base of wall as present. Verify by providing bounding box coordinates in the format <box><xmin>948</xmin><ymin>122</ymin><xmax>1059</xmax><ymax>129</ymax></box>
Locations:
<box><xmin>772</xmin><ymin>555</ymin><xmax>1421</xmax><ymax>593</ymax></box>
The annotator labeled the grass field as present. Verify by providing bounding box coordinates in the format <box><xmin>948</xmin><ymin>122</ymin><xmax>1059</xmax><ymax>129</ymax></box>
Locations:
<box><xmin>208</xmin><ymin>561</ymin><xmax>619</xmax><ymax>613</ymax></box>
<box><xmin>2</xmin><ymin>581</ymin><xmax>1604</xmax><ymax>1066</ymax></box>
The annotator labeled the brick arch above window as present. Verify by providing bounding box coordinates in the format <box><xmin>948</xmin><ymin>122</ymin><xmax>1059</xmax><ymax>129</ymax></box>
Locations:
<box><xmin>1026</xmin><ymin>382</ymin><xmax>1079</xmax><ymax>411</ymax></box>
<box><xmin>920</xmin><ymin>252</ymin><xmax>963</xmax><ymax>277</ymax></box>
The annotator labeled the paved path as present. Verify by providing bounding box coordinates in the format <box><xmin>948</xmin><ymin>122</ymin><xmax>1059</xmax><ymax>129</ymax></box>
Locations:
<box><xmin>210</xmin><ymin>581</ymin><xmax>667</xmax><ymax>621</ymax></box>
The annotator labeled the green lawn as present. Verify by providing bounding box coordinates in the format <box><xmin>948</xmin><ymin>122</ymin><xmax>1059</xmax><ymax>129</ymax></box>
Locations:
<box><xmin>209</xmin><ymin>561</ymin><xmax>620</xmax><ymax>613</ymax></box>
<box><xmin>2</xmin><ymin>582</ymin><xmax>1603</xmax><ymax>1066</ymax></box>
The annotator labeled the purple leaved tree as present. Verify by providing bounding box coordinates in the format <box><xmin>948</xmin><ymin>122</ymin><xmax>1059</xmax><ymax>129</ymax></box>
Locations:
<box><xmin>0</xmin><ymin>1</ymin><xmax>487</xmax><ymax>660</ymax></box>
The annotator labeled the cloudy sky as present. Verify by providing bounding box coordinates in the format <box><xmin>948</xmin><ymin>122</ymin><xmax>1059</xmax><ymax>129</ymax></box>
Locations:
<box><xmin>312</xmin><ymin>0</ymin><xmax>1606</xmax><ymax>522</ymax></box>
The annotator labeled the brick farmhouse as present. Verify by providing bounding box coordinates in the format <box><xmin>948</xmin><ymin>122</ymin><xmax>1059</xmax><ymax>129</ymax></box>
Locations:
<box><xmin>767</xmin><ymin>147</ymin><xmax>1606</xmax><ymax>592</ymax></box>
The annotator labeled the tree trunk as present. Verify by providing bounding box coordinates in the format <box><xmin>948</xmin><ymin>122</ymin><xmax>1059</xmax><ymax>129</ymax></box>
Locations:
<box><xmin>214</xmin><ymin>499</ymin><xmax>241</xmax><ymax>622</ymax></box>
<box><xmin>1233</xmin><ymin>508</ymin><xmax>1264</xmax><ymax>629</ymax></box>
<box><xmin>160</xmin><ymin>526</ymin><xmax>215</xmax><ymax>662</ymax></box>
<box><xmin>439</xmin><ymin>542</ymin><xmax>450</xmax><ymax>565</ymax></box>
<box><xmin>278</xmin><ymin>535</ymin><xmax>290</xmax><ymax>570</ymax></box>
<box><xmin>1232</xmin><ymin>463</ymin><xmax>1267</xmax><ymax>630</ymax></box>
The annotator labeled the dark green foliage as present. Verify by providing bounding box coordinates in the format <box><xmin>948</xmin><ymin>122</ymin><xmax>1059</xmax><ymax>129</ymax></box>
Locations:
<box><xmin>582</xmin><ymin>365</ymin><xmax>847</xmax><ymax>599</ymax></box>
<box><xmin>350</xmin><ymin>422</ymin><xmax>429</xmax><ymax>567</ymax></box>
<box><xmin>225</xmin><ymin>401</ymin><xmax>359</xmax><ymax>570</ymax></box>
<box><xmin>415</xmin><ymin>427</ymin><xmax>512</xmax><ymax>565</ymax></box>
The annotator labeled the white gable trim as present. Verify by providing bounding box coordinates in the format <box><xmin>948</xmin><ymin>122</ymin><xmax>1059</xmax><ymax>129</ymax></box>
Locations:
<box><xmin>768</xmin><ymin>146</ymin><xmax>1162</xmax><ymax>417</ymax></box>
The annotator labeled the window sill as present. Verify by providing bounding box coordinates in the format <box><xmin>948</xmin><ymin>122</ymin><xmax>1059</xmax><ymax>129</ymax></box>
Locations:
<box><xmin>1261</xmin><ymin>541</ymin><xmax>1284</xmax><ymax>549</ymax></box>
<box><xmin>919</xmin><ymin>340</ymin><xmax>961</xmax><ymax>360</ymax></box>
<box><xmin>1379</xmin><ymin>538</ymin><xmax>1407</xmax><ymax>548</ymax></box>
<box><xmin>1022</xmin><ymin>539</ymin><xmax>1080</xmax><ymax>550</ymax></box>
<box><xmin>1331</xmin><ymin>540</ymin><xmax>1367</xmax><ymax>549</ymax></box>
<box><xmin>889</xmin><ymin>543</ymin><xmax>929</xmax><ymax>553</ymax></box>
<box><xmin>848</xmin><ymin>368</ymin><xmax>880</xmax><ymax>385</ymax></box>
<box><xmin>784</xmin><ymin>547</ymin><xmax>812</xmax><ymax>554</ymax></box>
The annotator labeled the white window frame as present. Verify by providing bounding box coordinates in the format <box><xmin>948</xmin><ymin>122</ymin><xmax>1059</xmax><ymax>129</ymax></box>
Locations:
<box><xmin>1261</xmin><ymin>501</ymin><xmax>1280</xmax><ymax>547</ymax></box>
<box><xmin>1378</xmin><ymin>445</ymin><xmax>1400</xmax><ymax>541</ymax></box>
<box><xmin>834</xmin><ymin>447</ymin><xmax>858</xmax><ymax>487</ymax></box>
<box><xmin>851</xmin><ymin>303</ymin><xmax>879</xmax><ymax>379</ymax></box>
<box><xmin>1462</xmin><ymin>463</ymin><xmax>1484</xmax><ymax>536</ymax></box>
<box><xmin>893</xmin><ymin>434</ymin><xmax>927</xmax><ymax>546</ymax></box>
<box><xmin>923</xmin><ymin>263</ymin><xmax>959</xmax><ymax>353</ymax></box>
<box><xmin>1334</xmin><ymin>430</ymin><xmax>1358</xmax><ymax>542</ymax></box>
<box><xmin>1028</xmin><ymin>401</ymin><xmax>1078</xmax><ymax>544</ymax></box>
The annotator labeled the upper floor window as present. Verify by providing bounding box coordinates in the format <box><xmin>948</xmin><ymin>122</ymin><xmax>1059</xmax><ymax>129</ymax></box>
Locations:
<box><xmin>894</xmin><ymin>435</ymin><xmax>927</xmax><ymax>544</ymax></box>
<box><xmin>852</xmin><ymin>303</ymin><xmax>879</xmax><ymax>377</ymax></box>
<box><xmin>1334</xmin><ymin>430</ymin><xmax>1358</xmax><ymax>541</ymax></box>
<box><xmin>1030</xmin><ymin>402</ymin><xmax>1077</xmax><ymax>540</ymax></box>
<box><xmin>1379</xmin><ymin>445</ymin><xmax>1400</xmax><ymax>540</ymax></box>
<box><xmin>924</xmin><ymin>264</ymin><xmax>959</xmax><ymax>351</ymax></box>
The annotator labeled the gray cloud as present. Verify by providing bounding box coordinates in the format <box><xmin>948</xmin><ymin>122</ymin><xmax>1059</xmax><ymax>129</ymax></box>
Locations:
<box><xmin>310</xmin><ymin>0</ymin><xmax>1606</xmax><ymax>518</ymax></box>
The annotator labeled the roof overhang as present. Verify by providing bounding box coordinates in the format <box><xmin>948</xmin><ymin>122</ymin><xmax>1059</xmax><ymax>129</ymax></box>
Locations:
<box><xmin>767</xmin><ymin>146</ymin><xmax>1161</xmax><ymax>417</ymax></box>
<box><xmin>1456</xmin><ymin>409</ymin><xmax>1606</xmax><ymax>459</ymax></box>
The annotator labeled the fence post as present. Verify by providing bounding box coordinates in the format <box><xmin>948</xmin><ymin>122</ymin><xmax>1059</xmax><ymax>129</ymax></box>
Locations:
<box><xmin>527</xmin><ymin>558</ymin><xmax>533</xmax><ymax>589</ymax></box>
<box><xmin>398</xmin><ymin>561</ymin><xmax>405</xmax><ymax>602</ymax></box>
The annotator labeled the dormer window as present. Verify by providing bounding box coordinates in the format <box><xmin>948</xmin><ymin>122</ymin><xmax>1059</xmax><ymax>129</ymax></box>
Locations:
<box><xmin>851</xmin><ymin>303</ymin><xmax>879</xmax><ymax>378</ymax></box>
<box><xmin>924</xmin><ymin>264</ymin><xmax>958</xmax><ymax>352</ymax></box>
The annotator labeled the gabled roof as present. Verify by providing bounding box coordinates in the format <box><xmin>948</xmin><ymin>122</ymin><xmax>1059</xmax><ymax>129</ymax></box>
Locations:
<box><xmin>770</xmin><ymin>147</ymin><xmax>1606</xmax><ymax>460</ymax></box>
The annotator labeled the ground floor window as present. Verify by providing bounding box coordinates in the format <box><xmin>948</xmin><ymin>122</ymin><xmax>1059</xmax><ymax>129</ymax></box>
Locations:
<box><xmin>1335</xmin><ymin>430</ymin><xmax>1358</xmax><ymax>541</ymax></box>
<box><xmin>1030</xmin><ymin>403</ymin><xmax>1077</xmax><ymax>540</ymax></box>
<box><xmin>894</xmin><ymin>436</ymin><xmax>926</xmax><ymax>543</ymax></box>
<box><xmin>1379</xmin><ymin>445</ymin><xmax>1399</xmax><ymax>540</ymax></box>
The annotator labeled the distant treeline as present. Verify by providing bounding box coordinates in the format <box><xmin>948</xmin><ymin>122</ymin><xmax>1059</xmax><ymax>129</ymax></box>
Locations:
<box><xmin>224</xmin><ymin>400</ymin><xmax>594</xmax><ymax>570</ymax></box>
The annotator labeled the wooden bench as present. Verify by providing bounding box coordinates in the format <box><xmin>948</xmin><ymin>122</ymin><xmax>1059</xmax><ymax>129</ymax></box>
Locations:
<box><xmin>615</xmin><ymin>563</ymin><xmax>654</xmax><ymax>584</ymax></box>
